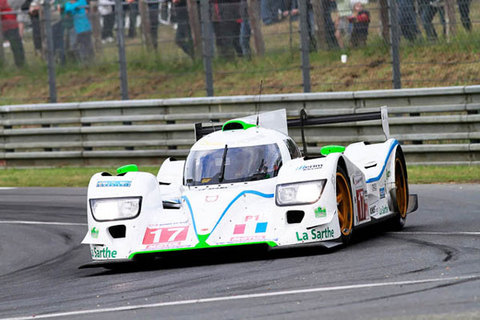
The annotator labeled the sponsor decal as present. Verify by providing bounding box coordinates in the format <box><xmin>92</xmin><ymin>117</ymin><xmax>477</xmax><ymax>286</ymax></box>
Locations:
<box><xmin>233</xmin><ymin>224</ymin><xmax>246</xmax><ymax>235</ymax></box>
<box><xmin>371</xmin><ymin>183</ymin><xmax>378</xmax><ymax>192</ymax></box>
<box><xmin>296</xmin><ymin>164</ymin><xmax>323</xmax><ymax>171</ymax></box>
<box><xmin>352</xmin><ymin>175</ymin><xmax>363</xmax><ymax>186</ymax></box>
<box><xmin>255</xmin><ymin>222</ymin><xmax>268</xmax><ymax>233</ymax></box>
<box><xmin>378</xmin><ymin>206</ymin><xmax>389</xmax><ymax>216</ymax></box>
<box><xmin>370</xmin><ymin>205</ymin><xmax>377</xmax><ymax>216</ymax></box>
<box><xmin>356</xmin><ymin>188</ymin><xmax>369</xmax><ymax>222</ymax></box>
<box><xmin>205</xmin><ymin>195</ymin><xmax>219</xmax><ymax>202</ymax></box>
<box><xmin>314</xmin><ymin>207</ymin><xmax>327</xmax><ymax>218</ymax></box>
<box><xmin>230</xmin><ymin>235</ymin><xmax>266</xmax><ymax>242</ymax></box>
<box><xmin>91</xmin><ymin>227</ymin><xmax>99</xmax><ymax>238</ymax></box>
<box><xmin>91</xmin><ymin>246</ymin><xmax>117</xmax><ymax>259</ymax></box>
<box><xmin>233</xmin><ymin>222</ymin><xmax>268</xmax><ymax>235</ymax></box>
<box><xmin>296</xmin><ymin>227</ymin><xmax>335</xmax><ymax>241</ymax></box>
<box><xmin>96</xmin><ymin>181</ymin><xmax>131</xmax><ymax>187</ymax></box>
<box><xmin>386</xmin><ymin>170</ymin><xmax>391</xmax><ymax>178</ymax></box>
<box><xmin>379</xmin><ymin>187</ymin><xmax>386</xmax><ymax>199</ymax></box>
<box><xmin>142</xmin><ymin>226</ymin><xmax>189</xmax><ymax>245</ymax></box>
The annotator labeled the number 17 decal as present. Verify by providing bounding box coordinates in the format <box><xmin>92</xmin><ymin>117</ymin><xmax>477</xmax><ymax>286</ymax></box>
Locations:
<box><xmin>142</xmin><ymin>226</ymin><xmax>189</xmax><ymax>245</ymax></box>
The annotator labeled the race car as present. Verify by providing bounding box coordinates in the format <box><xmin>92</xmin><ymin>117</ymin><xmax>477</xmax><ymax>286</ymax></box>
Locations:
<box><xmin>81</xmin><ymin>108</ymin><xmax>418</xmax><ymax>266</ymax></box>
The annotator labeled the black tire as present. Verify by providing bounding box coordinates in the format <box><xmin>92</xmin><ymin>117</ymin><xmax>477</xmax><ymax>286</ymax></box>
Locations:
<box><xmin>389</xmin><ymin>148</ymin><xmax>409</xmax><ymax>230</ymax></box>
<box><xmin>336</xmin><ymin>166</ymin><xmax>354</xmax><ymax>244</ymax></box>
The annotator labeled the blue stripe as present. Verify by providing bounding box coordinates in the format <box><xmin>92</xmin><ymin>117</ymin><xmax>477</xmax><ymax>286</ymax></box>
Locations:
<box><xmin>181</xmin><ymin>196</ymin><xmax>198</xmax><ymax>236</ymax></box>
<box><xmin>366</xmin><ymin>140</ymin><xmax>399</xmax><ymax>183</ymax></box>
<box><xmin>210</xmin><ymin>190</ymin><xmax>274</xmax><ymax>235</ymax></box>
<box><xmin>181</xmin><ymin>190</ymin><xmax>274</xmax><ymax>241</ymax></box>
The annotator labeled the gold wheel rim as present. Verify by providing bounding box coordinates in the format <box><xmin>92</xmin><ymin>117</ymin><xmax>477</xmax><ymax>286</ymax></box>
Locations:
<box><xmin>395</xmin><ymin>158</ymin><xmax>408</xmax><ymax>219</ymax></box>
<box><xmin>336</xmin><ymin>172</ymin><xmax>353</xmax><ymax>236</ymax></box>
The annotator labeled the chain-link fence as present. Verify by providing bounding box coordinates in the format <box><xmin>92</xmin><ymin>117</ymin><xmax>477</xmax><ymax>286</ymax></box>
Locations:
<box><xmin>0</xmin><ymin>0</ymin><xmax>479</xmax><ymax>104</ymax></box>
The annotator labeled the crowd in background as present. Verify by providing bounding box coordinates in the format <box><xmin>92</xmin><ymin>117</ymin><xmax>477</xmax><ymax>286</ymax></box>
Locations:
<box><xmin>0</xmin><ymin>0</ymin><xmax>475</xmax><ymax>68</ymax></box>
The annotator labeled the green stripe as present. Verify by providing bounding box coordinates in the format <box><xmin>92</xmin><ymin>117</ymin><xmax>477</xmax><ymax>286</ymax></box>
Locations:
<box><xmin>128</xmin><ymin>241</ymin><xmax>278</xmax><ymax>260</ymax></box>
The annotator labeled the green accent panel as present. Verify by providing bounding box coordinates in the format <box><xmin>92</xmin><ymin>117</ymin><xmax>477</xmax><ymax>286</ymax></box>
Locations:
<box><xmin>117</xmin><ymin>164</ymin><xmax>138</xmax><ymax>174</ymax></box>
<box><xmin>320</xmin><ymin>145</ymin><xmax>346</xmax><ymax>156</ymax></box>
<box><xmin>195</xmin><ymin>234</ymin><xmax>211</xmax><ymax>248</ymax></box>
<box><xmin>128</xmin><ymin>240</ymin><xmax>278</xmax><ymax>260</ymax></box>
<box><xmin>222</xmin><ymin>120</ymin><xmax>256</xmax><ymax>131</ymax></box>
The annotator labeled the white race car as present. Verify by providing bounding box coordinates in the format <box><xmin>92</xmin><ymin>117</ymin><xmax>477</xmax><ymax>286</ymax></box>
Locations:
<box><xmin>81</xmin><ymin>108</ymin><xmax>418</xmax><ymax>266</ymax></box>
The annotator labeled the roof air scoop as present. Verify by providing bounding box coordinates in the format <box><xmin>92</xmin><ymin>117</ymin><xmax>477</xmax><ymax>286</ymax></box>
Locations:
<box><xmin>222</xmin><ymin>120</ymin><xmax>256</xmax><ymax>131</ymax></box>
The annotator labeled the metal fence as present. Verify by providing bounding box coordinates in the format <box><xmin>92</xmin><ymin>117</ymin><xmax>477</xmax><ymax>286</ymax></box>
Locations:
<box><xmin>0</xmin><ymin>0</ymin><xmax>479</xmax><ymax>104</ymax></box>
<box><xmin>0</xmin><ymin>86</ymin><xmax>479</xmax><ymax>167</ymax></box>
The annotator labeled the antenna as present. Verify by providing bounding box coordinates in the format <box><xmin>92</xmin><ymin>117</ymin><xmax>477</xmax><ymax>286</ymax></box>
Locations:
<box><xmin>256</xmin><ymin>80</ymin><xmax>263</xmax><ymax>127</ymax></box>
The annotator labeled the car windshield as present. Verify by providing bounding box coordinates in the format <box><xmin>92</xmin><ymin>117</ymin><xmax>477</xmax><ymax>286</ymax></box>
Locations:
<box><xmin>185</xmin><ymin>144</ymin><xmax>282</xmax><ymax>186</ymax></box>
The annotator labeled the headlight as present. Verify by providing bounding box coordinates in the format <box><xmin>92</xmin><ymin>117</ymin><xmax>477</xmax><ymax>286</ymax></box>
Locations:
<box><xmin>276</xmin><ymin>180</ymin><xmax>326</xmax><ymax>206</ymax></box>
<box><xmin>90</xmin><ymin>197</ymin><xmax>142</xmax><ymax>221</ymax></box>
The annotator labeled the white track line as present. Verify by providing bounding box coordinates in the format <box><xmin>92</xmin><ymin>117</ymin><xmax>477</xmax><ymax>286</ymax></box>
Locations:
<box><xmin>0</xmin><ymin>187</ymin><xmax>17</xmax><ymax>190</ymax></box>
<box><xmin>0</xmin><ymin>220</ymin><xmax>86</xmax><ymax>227</ymax></box>
<box><xmin>1</xmin><ymin>275</ymin><xmax>478</xmax><ymax>320</ymax></box>
<box><xmin>391</xmin><ymin>231</ymin><xmax>480</xmax><ymax>236</ymax></box>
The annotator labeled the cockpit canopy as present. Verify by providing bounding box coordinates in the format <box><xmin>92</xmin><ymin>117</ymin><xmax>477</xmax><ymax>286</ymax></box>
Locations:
<box><xmin>184</xmin><ymin>143</ymin><xmax>282</xmax><ymax>186</ymax></box>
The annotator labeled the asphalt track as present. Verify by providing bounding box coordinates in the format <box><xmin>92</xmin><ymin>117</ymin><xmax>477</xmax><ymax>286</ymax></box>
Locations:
<box><xmin>0</xmin><ymin>185</ymin><xmax>479</xmax><ymax>320</ymax></box>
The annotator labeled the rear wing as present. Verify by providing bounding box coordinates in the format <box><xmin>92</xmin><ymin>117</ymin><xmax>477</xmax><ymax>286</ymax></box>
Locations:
<box><xmin>194</xmin><ymin>107</ymin><xmax>390</xmax><ymax>156</ymax></box>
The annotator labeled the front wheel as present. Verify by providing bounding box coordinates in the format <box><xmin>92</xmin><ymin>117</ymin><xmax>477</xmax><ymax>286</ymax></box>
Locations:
<box><xmin>336</xmin><ymin>166</ymin><xmax>353</xmax><ymax>244</ymax></box>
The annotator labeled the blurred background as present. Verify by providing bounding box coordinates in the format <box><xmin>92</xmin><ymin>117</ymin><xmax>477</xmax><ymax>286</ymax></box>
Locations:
<box><xmin>0</xmin><ymin>0</ymin><xmax>479</xmax><ymax>104</ymax></box>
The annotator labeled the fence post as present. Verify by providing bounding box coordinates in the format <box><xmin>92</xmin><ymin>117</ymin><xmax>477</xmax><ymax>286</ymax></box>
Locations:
<box><xmin>187</xmin><ymin>0</ymin><xmax>202</xmax><ymax>59</ymax></box>
<box><xmin>387</xmin><ymin>0</ymin><xmax>401</xmax><ymax>89</ymax></box>
<box><xmin>90</xmin><ymin>1</ymin><xmax>103</xmax><ymax>53</ymax></box>
<box><xmin>138</xmin><ymin>0</ymin><xmax>152</xmax><ymax>48</ymax></box>
<box><xmin>115</xmin><ymin>0</ymin><xmax>129</xmax><ymax>100</ymax></box>
<box><xmin>246</xmin><ymin>0</ymin><xmax>264</xmax><ymax>56</ymax></box>
<box><xmin>43</xmin><ymin>1</ymin><xmax>57</xmax><ymax>103</ymax></box>
<box><xmin>310</xmin><ymin>0</ymin><xmax>326</xmax><ymax>51</ymax></box>
<box><xmin>199</xmin><ymin>0</ymin><xmax>214</xmax><ymax>97</ymax></box>
<box><xmin>444</xmin><ymin>0</ymin><xmax>457</xmax><ymax>39</ymax></box>
<box><xmin>298</xmin><ymin>0</ymin><xmax>311</xmax><ymax>93</ymax></box>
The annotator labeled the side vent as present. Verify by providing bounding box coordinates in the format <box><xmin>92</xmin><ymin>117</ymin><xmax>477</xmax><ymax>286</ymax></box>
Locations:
<box><xmin>286</xmin><ymin>210</ymin><xmax>305</xmax><ymax>224</ymax></box>
<box><xmin>109</xmin><ymin>225</ymin><xmax>126</xmax><ymax>238</ymax></box>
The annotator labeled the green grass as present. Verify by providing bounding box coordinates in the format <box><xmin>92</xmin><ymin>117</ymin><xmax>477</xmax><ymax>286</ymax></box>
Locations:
<box><xmin>407</xmin><ymin>165</ymin><xmax>480</xmax><ymax>184</ymax></box>
<box><xmin>0</xmin><ymin>165</ymin><xmax>477</xmax><ymax>187</ymax></box>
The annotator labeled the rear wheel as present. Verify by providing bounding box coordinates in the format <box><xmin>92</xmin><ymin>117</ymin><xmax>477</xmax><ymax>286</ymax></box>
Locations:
<box><xmin>390</xmin><ymin>148</ymin><xmax>409</xmax><ymax>230</ymax></box>
<box><xmin>336</xmin><ymin>166</ymin><xmax>353</xmax><ymax>244</ymax></box>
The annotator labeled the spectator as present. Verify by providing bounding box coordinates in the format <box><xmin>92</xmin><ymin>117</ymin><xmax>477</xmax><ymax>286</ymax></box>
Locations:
<box><xmin>27</xmin><ymin>0</ymin><xmax>43</xmax><ymax>53</ymax></box>
<box><xmin>332</xmin><ymin>0</ymin><xmax>352</xmax><ymax>49</ymax></box>
<box><xmin>124</xmin><ymin>0</ymin><xmax>137</xmax><ymax>38</ymax></box>
<box><xmin>0</xmin><ymin>0</ymin><xmax>25</xmax><ymax>66</ymax></box>
<box><xmin>211</xmin><ymin>0</ymin><xmax>242</xmax><ymax>58</ymax></box>
<box><xmin>65</xmin><ymin>0</ymin><xmax>94</xmax><ymax>62</ymax></box>
<box><xmin>30</xmin><ymin>0</ymin><xmax>66</xmax><ymax>63</ymax></box>
<box><xmin>418</xmin><ymin>0</ymin><xmax>446</xmax><ymax>41</ymax></box>
<box><xmin>260</xmin><ymin>0</ymin><xmax>282</xmax><ymax>25</ymax></box>
<box><xmin>283</xmin><ymin>0</ymin><xmax>317</xmax><ymax>51</ymax></box>
<box><xmin>348</xmin><ymin>1</ymin><xmax>369</xmax><ymax>47</ymax></box>
<box><xmin>397</xmin><ymin>0</ymin><xmax>419</xmax><ymax>41</ymax></box>
<box><xmin>171</xmin><ymin>0</ymin><xmax>194</xmax><ymax>57</ymax></box>
<box><xmin>148</xmin><ymin>0</ymin><xmax>159</xmax><ymax>49</ymax></box>
<box><xmin>457</xmin><ymin>0</ymin><xmax>471</xmax><ymax>32</ymax></box>
<box><xmin>56</xmin><ymin>0</ymin><xmax>75</xmax><ymax>59</ymax></box>
<box><xmin>239</xmin><ymin>0</ymin><xmax>251</xmax><ymax>57</ymax></box>
<box><xmin>9</xmin><ymin>0</ymin><xmax>27</xmax><ymax>38</ymax></box>
<box><xmin>98</xmin><ymin>0</ymin><xmax>115</xmax><ymax>43</ymax></box>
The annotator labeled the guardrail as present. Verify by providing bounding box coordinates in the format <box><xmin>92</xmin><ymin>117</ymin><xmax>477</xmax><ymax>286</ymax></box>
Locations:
<box><xmin>1</xmin><ymin>86</ymin><xmax>479</xmax><ymax>167</ymax></box>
